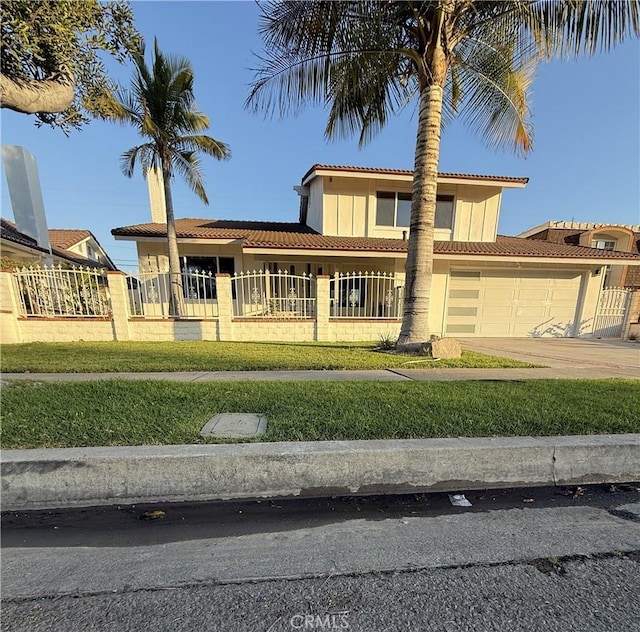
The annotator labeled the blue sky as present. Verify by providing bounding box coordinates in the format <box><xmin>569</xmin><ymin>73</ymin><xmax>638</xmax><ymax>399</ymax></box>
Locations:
<box><xmin>1</xmin><ymin>1</ymin><xmax>639</xmax><ymax>270</ymax></box>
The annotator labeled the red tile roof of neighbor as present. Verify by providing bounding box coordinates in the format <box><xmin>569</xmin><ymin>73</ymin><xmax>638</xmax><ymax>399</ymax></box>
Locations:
<box><xmin>303</xmin><ymin>164</ymin><xmax>529</xmax><ymax>184</ymax></box>
<box><xmin>111</xmin><ymin>219</ymin><xmax>640</xmax><ymax>260</ymax></box>
<box><xmin>1</xmin><ymin>219</ymin><xmax>110</xmax><ymax>268</ymax></box>
<box><xmin>48</xmin><ymin>229</ymin><xmax>91</xmax><ymax>250</ymax></box>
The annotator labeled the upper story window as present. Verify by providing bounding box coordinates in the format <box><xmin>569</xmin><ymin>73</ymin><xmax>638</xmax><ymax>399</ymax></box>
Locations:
<box><xmin>591</xmin><ymin>239</ymin><xmax>616</xmax><ymax>250</ymax></box>
<box><xmin>376</xmin><ymin>192</ymin><xmax>412</xmax><ymax>227</ymax></box>
<box><xmin>375</xmin><ymin>192</ymin><xmax>455</xmax><ymax>229</ymax></box>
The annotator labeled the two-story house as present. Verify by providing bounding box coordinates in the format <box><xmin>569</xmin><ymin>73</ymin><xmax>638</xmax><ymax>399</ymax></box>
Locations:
<box><xmin>112</xmin><ymin>165</ymin><xmax>640</xmax><ymax>337</ymax></box>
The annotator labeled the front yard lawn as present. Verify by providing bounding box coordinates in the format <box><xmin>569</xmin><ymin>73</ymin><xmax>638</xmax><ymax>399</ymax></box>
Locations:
<box><xmin>0</xmin><ymin>341</ymin><xmax>537</xmax><ymax>372</ymax></box>
<box><xmin>2</xmin><ymin>379</ymin><xmax>638</xmax><ymax>449</ymax></box>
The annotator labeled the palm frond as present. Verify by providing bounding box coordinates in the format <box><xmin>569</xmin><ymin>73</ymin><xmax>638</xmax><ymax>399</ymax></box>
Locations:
<box><xmin>120</xmin><ymin>143</ymin><xmax>157</xmax><ymax>178</ymax></box>
<box><xmin>173</xmin><ymin>135</ymin><xmax>231</xmax><ymax>160</ymax></box>
<box><xmin>171</xmin><ymin>150</ymin><xmax>208</xmax><ymax>204</ymax></box>
<box><xmin>524</xmin><ymin>0</ymin><xmax>640</xmax><ymax>59</ymax></box>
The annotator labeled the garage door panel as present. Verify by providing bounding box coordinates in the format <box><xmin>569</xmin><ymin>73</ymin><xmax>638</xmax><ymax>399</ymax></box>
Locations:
<box><xmin>517</xmin><ymin>289</ymin><xmax>550</xmax><ymax>301</ymax></box>
<box><xmin>447</xmin><ymin>306</ymin><xmax>478</xmax><ymax>317</ymax></box>
<box><xmin>480</xmin><ymin>305</ymin><xmax>515</xmax><ymax>318</ymax></box>
<box><xmin>449</xmin><ymin>289</ymin><xmax>479</xmax><ymax>299</ymax></box>
<box><xmin>483</xmin><ymin>288</ymin><xmax>516</xmax><ymax>301</ymax></box>
<box><xmin>515</xmin><ymin>306</ymin><xmax>547</xmax><ymax>318</ymax></box>
<box><xmin>447</xmin><ymin>270</ymin><xmax>581</xmax><ymax>337</ymax></box>
<box><xmin>550</xmin><ymin>289</ymin><xmax>580</xmax><ymax>302</ymax></box>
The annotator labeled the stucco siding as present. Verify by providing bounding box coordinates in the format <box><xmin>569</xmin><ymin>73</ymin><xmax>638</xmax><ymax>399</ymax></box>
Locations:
<box><xmin>305</xmin><ymin>178</ymin><xmax>324</xmax><ymax>233</ymax></box>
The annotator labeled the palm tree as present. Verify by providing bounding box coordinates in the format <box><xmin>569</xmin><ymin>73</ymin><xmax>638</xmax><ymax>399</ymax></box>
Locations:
<box><xmin>248</xmin><ymin>1</ymin><xmax>639</xmax><ymax>349</ymax></box>
<box><xmin>103</xmin><ymin>38</ymin><xmax>230</xmax><ymax>317</ymax></box>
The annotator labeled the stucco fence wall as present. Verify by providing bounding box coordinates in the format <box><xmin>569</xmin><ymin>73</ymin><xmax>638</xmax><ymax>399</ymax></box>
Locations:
<box><xmin>3</xmin><ymin>269</ymin><xmax>638</xmax><ymax>344</ymax></box>
<box><xmin>0</xmin><ymin>271</ymin><xmax>397</xmax><ymax>344</ymax></box>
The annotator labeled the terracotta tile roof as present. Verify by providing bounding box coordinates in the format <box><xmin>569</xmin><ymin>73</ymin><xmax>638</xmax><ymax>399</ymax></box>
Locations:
<box><xmin>443</xmin><ymin>235</ymin><xmax>640</xmax><ymax>259</ymax></box>
<box><xmin>48</xmin><ymin>229</ymin><xmax>91</xmax><ymax>250</ymax></box>
<box><xmin>303</xmin><ymin>164</ymin><xmax>529</xmax><ymax>185</ymax></box>
<box><xmin>112</xmin><ymin>218</ymin><xmax>640</xmax><ymax>260</ymax></box>
<box><xmin>112</xmin><ymin>219</ymin><xmax>318</xmax><ymax>240</ymax></box>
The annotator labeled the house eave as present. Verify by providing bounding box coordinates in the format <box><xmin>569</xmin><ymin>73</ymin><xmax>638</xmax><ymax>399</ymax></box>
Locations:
<box><xmin>302</xmin><ymin>166</ymin><xmax>528</xmax><ymax>188</ymax></box>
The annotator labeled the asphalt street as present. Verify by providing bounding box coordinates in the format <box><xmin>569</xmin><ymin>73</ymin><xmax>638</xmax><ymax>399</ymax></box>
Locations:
<box><xmin>2</xmin><ymin>485</ymin><xmax>640</xmax><ymax>632</ymax></box>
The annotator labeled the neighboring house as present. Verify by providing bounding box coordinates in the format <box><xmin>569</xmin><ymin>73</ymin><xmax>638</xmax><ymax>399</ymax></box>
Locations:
<box><xmin>1</xmin><ymin>218</ymin><xmax>117</xmax><ymax>270</ymax></box>
<box><xmin>518</xmin><ymin>220</ymin><xmax>640</xmax><ymax>289</ymax></box>
<box><xmin>112</xmin><ymin>164</ymin><xmax>640</xmax><ymax>337</ymax></box>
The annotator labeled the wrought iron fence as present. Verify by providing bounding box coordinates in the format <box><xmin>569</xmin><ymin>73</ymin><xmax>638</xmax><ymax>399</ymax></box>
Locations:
<box><xmin>232</xmin><ymin>270</ymin><xmax>316</xmax><ymax>318</ymax></box>
<box><xmin>593</xmin><ymin>287</ymin><xmax>632</xmax><ymax>338</ymax></box>
<box><xmin>330</xmin><ymin>272</ymin><xmax>404</xmax><ymax>319</ymax></box>
<box><xmin>126</xmin><ymin>270</ymin><xmax>219</xmax><ymax>319</ymax></box>
<box><xmin>12</xmin><ymin>265</ymin><xmax>111</xmax><ymax>317</ymax></box>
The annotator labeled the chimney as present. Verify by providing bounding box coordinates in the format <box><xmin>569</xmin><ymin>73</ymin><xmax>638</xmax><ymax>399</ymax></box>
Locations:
<box><xmin>147</xmin><ymin>167</ymin><xmax>167</xmax><ymax>223</ymax></box>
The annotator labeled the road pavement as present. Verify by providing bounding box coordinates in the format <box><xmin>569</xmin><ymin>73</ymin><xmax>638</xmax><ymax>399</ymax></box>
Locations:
<box><xmin>2</xmin><ymin>485</ymin><xmax>639</xmax><ymax>631</ymax></box>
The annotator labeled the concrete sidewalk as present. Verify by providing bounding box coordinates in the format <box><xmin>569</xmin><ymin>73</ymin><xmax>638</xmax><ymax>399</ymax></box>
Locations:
<box><xmin>2</xmin><ymin>365</ymin><xmax>639</xmax><ymax>382</ymax></box>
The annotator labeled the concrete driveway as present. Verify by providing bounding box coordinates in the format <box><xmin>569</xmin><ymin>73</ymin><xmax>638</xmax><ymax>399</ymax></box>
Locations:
<box><xmin>462</xmin><ymin>338</ymin><xmax>640</xmax><ymax>376</ymax></box>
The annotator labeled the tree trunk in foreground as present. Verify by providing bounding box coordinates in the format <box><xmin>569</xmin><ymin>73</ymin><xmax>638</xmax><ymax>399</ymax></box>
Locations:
<box><xmin>162</xmin><ymin>162</ymin><xmax>185</xmax><ymax>318</ymax></box>
<box><xmin>397</xmin><ymin>80</ymin><xmax>445</xmax><ymax>349</ymax></box>
<box><xmin>0</xmin><ymin>72</ymin><xmax>74</xmax><ymax>114</ymax></box>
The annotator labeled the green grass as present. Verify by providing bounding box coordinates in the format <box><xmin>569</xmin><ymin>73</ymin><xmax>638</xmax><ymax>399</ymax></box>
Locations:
<box><xmin>2</xmin><ymin>379</ymin><xmax>638</xmax><ymax>449</ymax></box>
<box><xmin>0</xmin><ymin>341</ymin><xmax>537</xmax><ymax>372</ymax></box>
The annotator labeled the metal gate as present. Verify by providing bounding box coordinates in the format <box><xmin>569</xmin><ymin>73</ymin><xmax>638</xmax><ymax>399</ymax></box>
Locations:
<box><xmin>593</xmin><ymin>288</ymin><xmax>632</xmax><ymax>338</ymax></box>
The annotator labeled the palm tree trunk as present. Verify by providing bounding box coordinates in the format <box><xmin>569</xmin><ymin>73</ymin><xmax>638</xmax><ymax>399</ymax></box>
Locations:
<box><xmin>397</xmin><ymin>80</ymin><xmax>445</xmax><ymax>349</ymax></box>
<box><xmin>162</xmin><ymin>162</ymin><xmax>184</xmax><ymax>318</ymax></box>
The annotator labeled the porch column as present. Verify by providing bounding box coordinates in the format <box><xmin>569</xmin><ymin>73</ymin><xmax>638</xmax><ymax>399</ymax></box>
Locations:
<box><xmin>106</xmin><ymin>271</ymin><xmax>131</xmax><ymax>341</ymax></box>
<box><xmin>316</xmin><ymin>275</ymin><xmax>330</xmax><ymax>341</ymax></box>
<box><xmin>216</xmin><ymin>274</ymin><xmax>233</xmax><ymax>341</ymax></box>
<box><xmin>0</xmin><ymin>269</ymin><xmax>22</xmax><ymax>343</ymax></box>
<box><xmin>575</xmin><ymin>269</ymin><xmax>604</xmax><ymax>338</ymax></box>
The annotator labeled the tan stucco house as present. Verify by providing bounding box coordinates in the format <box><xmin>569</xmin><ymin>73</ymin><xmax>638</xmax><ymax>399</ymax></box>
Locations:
<box><xmin>112</xmin><ymin>165</ymin><xmax>640</xmax><ymax>338</ymax></box>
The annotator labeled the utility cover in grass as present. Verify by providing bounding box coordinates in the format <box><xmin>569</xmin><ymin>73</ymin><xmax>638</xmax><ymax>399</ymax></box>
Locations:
<box><xmin>199</xmin><ymin>413</ymin><xmax>267</xmax><ymax>439</ymax></box>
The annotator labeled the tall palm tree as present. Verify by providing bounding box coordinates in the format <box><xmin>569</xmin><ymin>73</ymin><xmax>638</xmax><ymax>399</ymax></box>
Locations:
<box><xmin>104</xmin><ymin>39</ymin><xmax>230</xmax><ymax>317</ymax></box>
<box><xmin>248</xmin><ymin>0</ymin><xmax>639</xmax><ymax>349</ymax></box>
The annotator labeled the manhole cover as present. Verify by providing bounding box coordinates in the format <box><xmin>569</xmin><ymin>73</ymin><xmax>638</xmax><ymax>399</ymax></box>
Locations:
<box><xmin>199</xmin><ymin>413</ymin><xmax>267</xmax><ymax>438</ymax></box>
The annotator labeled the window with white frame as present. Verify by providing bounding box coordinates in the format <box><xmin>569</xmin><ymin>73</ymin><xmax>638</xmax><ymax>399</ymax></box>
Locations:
<box><xmin>591</xmin><ymin>239</ymin><xmax>616</xmax><ymax>250</ymax></box>
<box><xmin>375</xmin><ymin>192</ymin><xmax>454</xmax><ymax>229</ymax></box>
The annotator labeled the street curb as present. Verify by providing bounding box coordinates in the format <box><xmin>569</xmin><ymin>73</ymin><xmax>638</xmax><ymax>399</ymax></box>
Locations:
<box><xmin>2</xmin><ymin>434</ymin><xmax>639</xmax><ymax>511</ymax></box>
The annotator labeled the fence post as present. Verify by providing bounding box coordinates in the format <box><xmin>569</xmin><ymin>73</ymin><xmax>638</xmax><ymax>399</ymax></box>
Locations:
<box><xmin>315</xmin><ymin>275</ymin><xmax>330</xmax><ymax>341</ymax></box>
<box><xmin>216</xmin><ymin>274</ymin><xmax>233</xmax><ymax>341</ymax></box>
<box><xmin>622</xmin><ymin>290</ymin><xmax>640</xmax><ymax>340</ymax></box>
<box><xmin>0</xmin><ymin>270</ymin><xmax>22</xmax><ymax>343</ymax></box>
<box><xmin>106</xmin><ymin>271</ymin><xmax>131</xmax><ymax>341</ymax></box>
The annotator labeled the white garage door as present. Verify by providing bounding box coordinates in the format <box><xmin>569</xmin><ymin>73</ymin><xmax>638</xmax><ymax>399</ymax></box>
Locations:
<box><xmin>446</xmin><ymin>269</ymin><xmax>582</xmax><ymax>337</ymax></box>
